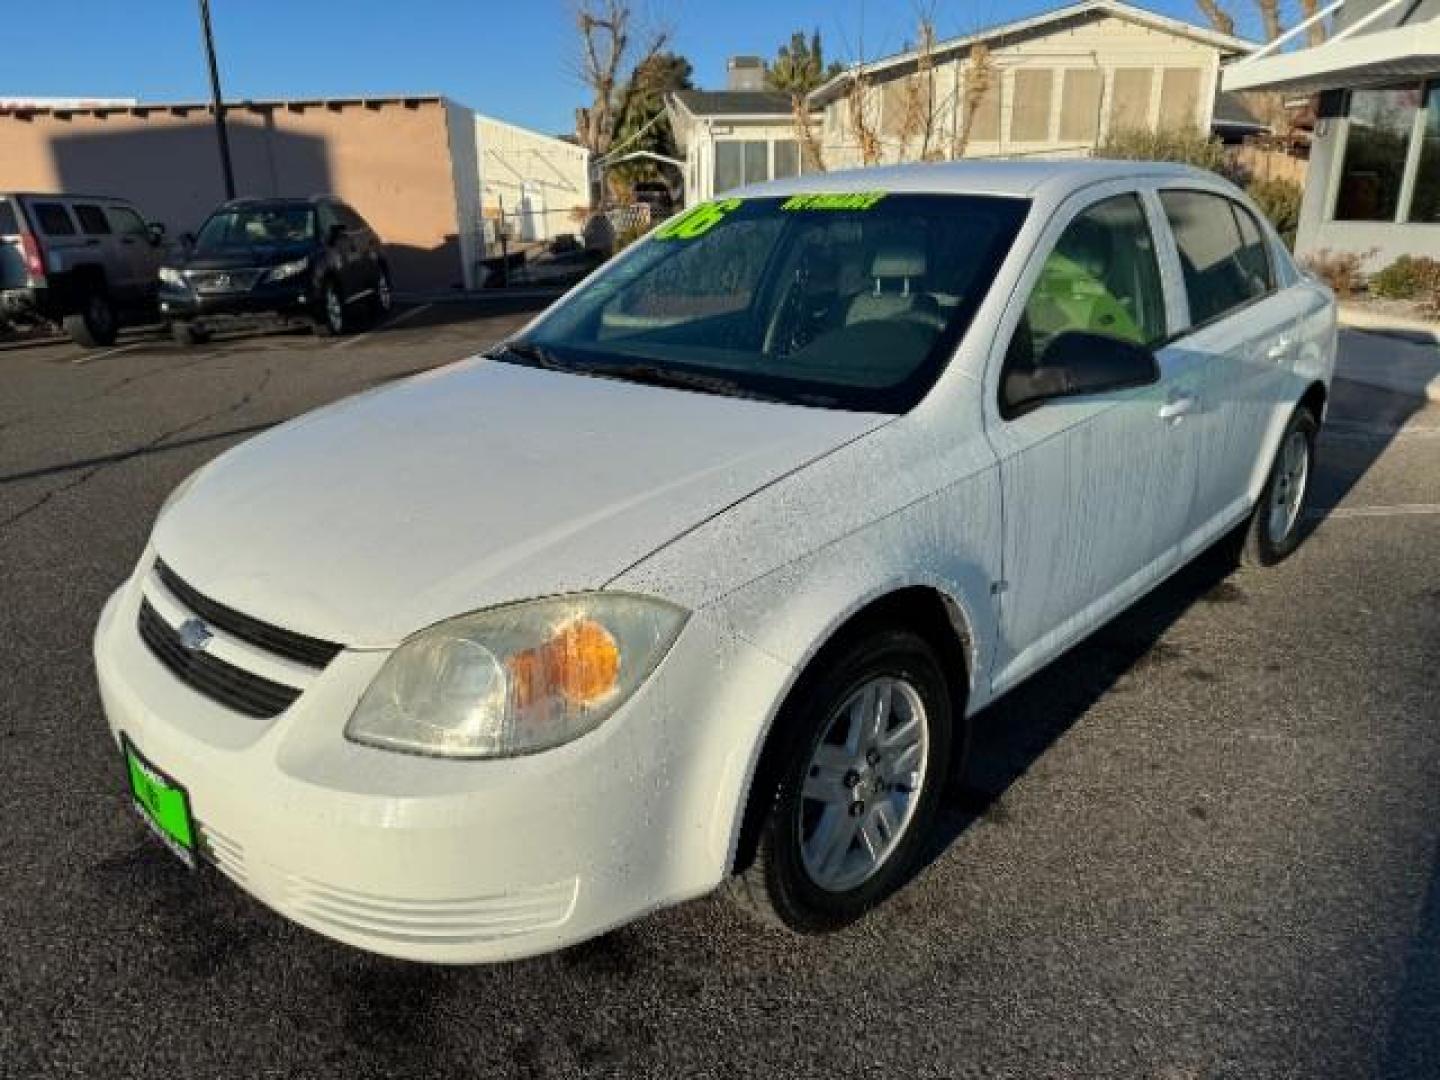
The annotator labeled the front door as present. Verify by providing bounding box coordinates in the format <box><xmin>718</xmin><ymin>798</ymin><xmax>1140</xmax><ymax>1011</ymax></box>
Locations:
<box><xmin>985</xmin><ymin>188</ymin><xmax>1204</xmax><ymax>695</ymax></box>
<box><xmin>104</xmin><ymin>205</ymin><xmax>163</xmax><ymax>303</ymax></box>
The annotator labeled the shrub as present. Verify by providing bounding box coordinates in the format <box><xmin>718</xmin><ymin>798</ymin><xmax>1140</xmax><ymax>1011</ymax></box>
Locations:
<box><xmin>1097</xmin><ymin>126</ymin><xmax>1236</xmax><ymax>180</ymax></box>
<box><xmin>1244</xmin><ymin>176</ymin><xmax>1303</xmax><ymax>249</ymax></box>
<box><xmin>1369</xmin><ymin>255</ymin><xmax>1440</xmax><ymax>300</ymax></box>
<box><xmin>1300</xmin><ymin>248</ymin><xmax>1370</xmax><ymax>299</ymax></box>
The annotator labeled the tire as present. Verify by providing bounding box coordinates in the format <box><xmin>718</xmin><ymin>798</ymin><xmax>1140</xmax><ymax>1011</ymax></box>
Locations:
<box><xmin>62</xmin><ymin>290</ymin><xmax>118</xmax><ymax>348</ymax></box>
<box><xmin>726</xmin><ymin>626</ymin><xmax>955</xmax><ymax>933</ymax></box>
<box><xmin>170</xmin><ymin>321</ymin><xmax>209</xmax><ymax>347</ymax></box>
<box><xmin>313</xmin><ymin>279</ymin><xmax>346</xmax><ymax>337</ymax></box>
<box><xmin>368</xmin><ymin>264</ymin><xmax>394</xmax><ymax>322</ymax></box>
<box><xmin>1241</xmin><ymin>405</ymin><xmax>1318</xmax><ymax>567</ymax></box>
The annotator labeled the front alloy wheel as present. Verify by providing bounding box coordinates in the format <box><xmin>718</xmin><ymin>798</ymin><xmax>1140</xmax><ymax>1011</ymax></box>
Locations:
<box><xmin>727</xmin><ymin>626</ymin><xmax>955</xmax><ymax>933</ymax></box>
<box><xmin>800</xmin><ymin>676</ymin><xmax>929</xmax><ymax>892</ymax></box>
<box><xmin>314</xmin><ymin>280</ymin><xmax>346</xmax><ymax>337</ymax></box>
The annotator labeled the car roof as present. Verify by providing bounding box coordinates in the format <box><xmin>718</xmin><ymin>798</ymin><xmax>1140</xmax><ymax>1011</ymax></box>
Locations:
<box><xmin>1</xmin><ymin>192</ymin><xmax>138</xmax><ymax>203</ymax></box>
<box><xmin>732</xmin><ymin>159</ymin><xmax>1228</xmax><ymax>201</ymax></box>
<box><xmin>218</xmin><ymin>196</ymin><xmax>336</xmax><ymax>210</ymax></box>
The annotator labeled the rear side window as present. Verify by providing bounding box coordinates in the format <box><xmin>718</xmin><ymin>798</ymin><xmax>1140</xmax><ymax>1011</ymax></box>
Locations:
<box><xmin>74</xmin><ymin>204</ymin><xmax>112</xmax><ymax>235</ymax></box>
<box><xmin>33</xmin><ymin>202</ymin><xmax>76</xmax><ymax>236</ymax></box>
<box><xmin>1159</xmin><ymin>190</ymin><xmax>1271</xmax><ymax>327</ymax></box>
<box><xmin>0</xmin><ymin>201</ymin><xmax>17</xmax><ymax>235</ymax></box>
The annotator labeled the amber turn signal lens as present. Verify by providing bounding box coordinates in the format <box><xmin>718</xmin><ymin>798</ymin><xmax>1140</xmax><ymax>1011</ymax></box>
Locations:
<box><xmin>509</xmin><ymin>617</ymin><xmax>621</xmax><ymax>708</ymax></box>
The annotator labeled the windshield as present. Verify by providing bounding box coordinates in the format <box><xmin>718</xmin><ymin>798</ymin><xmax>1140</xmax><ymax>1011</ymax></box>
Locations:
<box><xmin>194</xmin><ymin>206</ymin><xmax>315</xmax><ymax>251</ymax></box>
<box><xmin>510</xmin><ymin>193</ymin><xmax>1028</xmax><ymax>412</ymax></box>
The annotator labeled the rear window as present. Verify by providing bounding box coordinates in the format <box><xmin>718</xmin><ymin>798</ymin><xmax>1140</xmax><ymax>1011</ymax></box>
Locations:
<box><xmin>0</xmin><ymin>201</ymin><xmax>17</xmax><ymax>236</ymax></box>
<box><xmin>74</xmin><ymin>204</ymin><xmax>112</xmax><ymax>235</ymax></box>
<box><xmin>33</xmin><ymin>202</ymin><xmax>77</xmax><ymax>236</ymax></box>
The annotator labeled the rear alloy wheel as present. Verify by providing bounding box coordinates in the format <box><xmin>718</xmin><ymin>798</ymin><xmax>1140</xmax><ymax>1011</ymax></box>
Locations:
<box><xmin>727</xmin><ymin>627</ymin><xmax>954</xmax><ymax>933</ymax></box>
<box><xmin>1242</xmin><ymin>406</ymin><xmax>1318</xmax><ymax>566</ymax></box>
<box><xmin>313</xmin><ymin>280</ymin><xmax>347</xmax><ymax>337</ymax></box>
<box><xmin>62</xmin><ymin>290</ymin><xmax>118</xmax><ymax>348</ymax></box>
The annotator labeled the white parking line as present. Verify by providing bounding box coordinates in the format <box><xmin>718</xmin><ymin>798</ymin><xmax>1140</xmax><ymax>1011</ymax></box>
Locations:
<box><xmin>331</xmin><ymin>303</ymin><xmax>433</xmax><ymax>350</ymax></box>
<box><xmin>71</xmin><ymin>341</ymin><xmax>148</xmax><ymax>365</ymax></box>
<box><xmin>1310</xmin><ymin>503</ymin><xmax>1440</xmax><ymax>520</ymax></box>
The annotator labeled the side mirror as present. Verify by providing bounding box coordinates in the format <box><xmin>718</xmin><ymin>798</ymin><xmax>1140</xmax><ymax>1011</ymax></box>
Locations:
<box><xmin>180</xmin><ymin>231</ymin><xmax>196</xmax><ymax>250</ymax></box>
<box><xmin>1004</xmin><ymin>330</ymin><xmax>1158</xmax><ymax>416</ymax></box>
<box><xmin>326</xmin><ymin>223</ymin><xmax>344</xmax><ymax>245</ymax></box>
<box><xmin>147</xmin><ymin>222</ymin><xmax>166</xmax><ymax>245</ymax></box>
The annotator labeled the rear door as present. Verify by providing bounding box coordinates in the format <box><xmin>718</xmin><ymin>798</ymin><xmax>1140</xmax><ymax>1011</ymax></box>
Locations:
<box><xmin>1155</xmin><ymin>188</ymin><xmax>1303</xmax><ymax>551</ymax></box>
<box><xmin>71</xmin><ymin>201</ymin><xmax>122</xmax><ymax>291</ymax></box>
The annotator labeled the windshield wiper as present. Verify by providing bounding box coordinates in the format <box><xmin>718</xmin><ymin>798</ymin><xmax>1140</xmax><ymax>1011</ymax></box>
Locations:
<box><xmin>580</xmin><ymin>361</ymin><xmax>774</xmax><ymax>402</ymax></box>
<box><xmin>490</xmin><ymin>340</ymin><xmax>572</xmax><ymax>371</ymax></box>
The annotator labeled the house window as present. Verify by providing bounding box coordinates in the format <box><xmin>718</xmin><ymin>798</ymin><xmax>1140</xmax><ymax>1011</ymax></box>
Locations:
<box><xmin>1110</xmin><ymin>69</ymin><xmax>1152</xmax><ymax>132</ymax></box>
<box><xmin>965</xmin><ymin>65</ymin><xmax>1001</xmax><ymax>143</ymax></box>
<box><xmin>714</xmin><ymin>142</ymin><xmax>743</xmax><ymax>194</ymax></box>
<box><xmin>1334</xmin><ymin>85</ymin><xmax>1420</xmax><ymax>221</ymax></box>
<box><xmin>1408</xmin><ymin>83</ymin><xmax>1440</xmax><ymax>223</ymax></box>
<box><xmin>1010</xmin><ymin>69</ymin><xmax>1054</xmax><ymax>142</ymax></box>
<box><xmin>773</xmin><ymin>140</ymin><xmax>800</xmax><ymax>179</ymax></box>
<box><xmin>1158</xmin><ymin>68</ymin><xmax>1202</xmax><ymax>130</ymax></box>
<box><xmin>743</xmin><ymin>141</ymin><xmax>769</xmax><ymax>185</ymax></box>
<box><xmin>1058</xmin><ymin>69</ymin><xmax>1103</xmax><ymax>143</ymax></box>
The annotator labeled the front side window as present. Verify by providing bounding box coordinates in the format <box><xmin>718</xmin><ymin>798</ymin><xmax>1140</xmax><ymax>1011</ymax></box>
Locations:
<box><xmin>1335</xmin><ymin>85</ymin><xmax>1420</xmax><ymax>221</ymax></box>
<box><xmin>105</xmin><ymin>206</ymin><xmax>148</xmax><ymax>239</ymax></box>
<box><xmin>1004</xmin><ymin>193</ymin><xmax>1166</xmax><ymax>379</ymax></box>
<box><xmin>194</xmin><ymin>205</ymin><xmax>315</xmax><ymax>251</ymax></box>
<box><xmin>510</xmin><ymin>194</ymin><xmax>1029</xmax><ymax>412</ymax></box>
<box><xmin>1160</xmin><ymin>190</ymin><xmax>1271</xmax><ymax>327</ymax></box>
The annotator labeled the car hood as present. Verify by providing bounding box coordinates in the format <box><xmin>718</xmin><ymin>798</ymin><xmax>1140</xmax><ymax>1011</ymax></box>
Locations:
<box><xmin>181</xmin><ymin>241</ymin><xmax>315</xmax><ymax>270</ymax></box>
<box><xmin>154</xmin><ymin>359</ymin><xmax>887</xmax><ymax>647</ymax></box>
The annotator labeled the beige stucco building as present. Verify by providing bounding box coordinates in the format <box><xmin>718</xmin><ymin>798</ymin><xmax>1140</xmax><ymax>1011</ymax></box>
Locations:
<box><xmin>0</xmin><ymin>95</ymin><xmax>588</xmax><ymax>291</ymax></box>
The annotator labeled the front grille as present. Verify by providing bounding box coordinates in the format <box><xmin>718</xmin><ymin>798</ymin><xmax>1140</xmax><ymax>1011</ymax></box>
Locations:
<box><xmin>185</xmin><ymin>268</ymin><xmax>264</xmax><ymax>294</ymax></box>
<box><xmin>137</xmin><ymin>599</ymin><xmax>301</xmax><ymax>719</ymax></box>
<box><xmin>155</xmin><ymin>560</ymin><xmax>341</xmax><ymax>668</ymax></box>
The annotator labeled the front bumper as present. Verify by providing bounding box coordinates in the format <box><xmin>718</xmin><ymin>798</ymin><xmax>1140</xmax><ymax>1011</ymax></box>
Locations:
<box><xmin>93</xmin><ymin>561</ymin><xmax>792</xmax><ymax>963</ymax></box>
<box><xmin>160</xmin><ymin>280</ymin><xmax>314</xmax><ymax>325</ymax></box>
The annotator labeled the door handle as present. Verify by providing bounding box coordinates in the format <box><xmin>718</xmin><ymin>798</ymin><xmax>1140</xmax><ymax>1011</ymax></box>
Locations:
<box><xmin>1266</xmin><ymin>337</ymin><xmax>1292</xmax><ymax>361</ymax></box>
<box><xmin>1158</xmin><ymin>394</ymin><xmax>1196</xmax><ymax>422</ymax></box>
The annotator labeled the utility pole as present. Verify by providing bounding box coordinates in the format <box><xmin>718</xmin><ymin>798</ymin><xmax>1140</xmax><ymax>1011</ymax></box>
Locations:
<box><xmin>197</xmin><ymin>0</ymin><xmax>236</xmax><ymax>199</ymax></box>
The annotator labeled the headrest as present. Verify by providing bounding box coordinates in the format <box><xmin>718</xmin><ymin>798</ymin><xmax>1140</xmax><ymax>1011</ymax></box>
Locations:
<box><xmin>870</xmin><ymin>245</ymin><xmax>926</xmax><ymax>279</ymax></box>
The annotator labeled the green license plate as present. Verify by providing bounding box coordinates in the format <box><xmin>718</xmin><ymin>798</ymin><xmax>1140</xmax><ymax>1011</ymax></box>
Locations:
<box><xmin>122</xmin><ymin>736</ymin><xmax>197</xmax><ymax>869</ymax></box>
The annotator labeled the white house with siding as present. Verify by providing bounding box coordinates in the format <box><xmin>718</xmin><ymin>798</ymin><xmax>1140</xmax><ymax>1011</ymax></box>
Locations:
<box><xmin>810</xmin><ymin>0</ymin><xmax>1255</xmax><ymax>169</ymax></box>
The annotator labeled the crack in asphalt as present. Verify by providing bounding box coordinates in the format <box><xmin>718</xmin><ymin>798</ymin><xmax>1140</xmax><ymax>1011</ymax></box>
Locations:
<box><xmin>0</xmin><ymin>363</ymin><xmax>275</xmax><ymax>535</ymax></box>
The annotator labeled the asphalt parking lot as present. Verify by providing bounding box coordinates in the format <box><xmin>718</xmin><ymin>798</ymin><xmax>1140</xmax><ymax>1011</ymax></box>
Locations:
<box><xmin>1</xmin><ymin>307</ymin><xmax>1437</xmax><ymax>1079</ymax></box>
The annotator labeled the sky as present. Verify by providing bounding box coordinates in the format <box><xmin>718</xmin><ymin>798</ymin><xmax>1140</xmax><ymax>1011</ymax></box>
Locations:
<box><xmin>0</xmin><ymin>0</ymin><xmax>1253</xmax><ymax>137</ymax></box>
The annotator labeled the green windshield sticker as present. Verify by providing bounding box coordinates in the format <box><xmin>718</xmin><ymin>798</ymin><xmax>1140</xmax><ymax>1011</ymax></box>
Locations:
<box><xmin>781</xmin><ymin>192</ymin><xmax>887</xmax><ymax>212</ymax></box>
<box><xmin>653</xmin><ymin>199</ymin><xmax>743</xmax><ymax>240</ymax></box>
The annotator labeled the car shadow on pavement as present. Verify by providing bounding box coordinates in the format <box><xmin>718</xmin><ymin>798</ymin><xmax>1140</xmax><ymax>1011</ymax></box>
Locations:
<box><xmin>927</xmin><ymin>538</ymin><xmax>1243</xmax><ymax>866</ymax></box>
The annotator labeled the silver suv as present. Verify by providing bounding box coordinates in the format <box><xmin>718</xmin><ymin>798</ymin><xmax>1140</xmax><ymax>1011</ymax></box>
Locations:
<box><xmin>0</xmin><ymin>193</ymin><xmax>166</xmax><ymax>346</ymax></box>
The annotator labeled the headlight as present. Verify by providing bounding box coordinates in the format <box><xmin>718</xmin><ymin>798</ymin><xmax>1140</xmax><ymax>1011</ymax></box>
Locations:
<box><xmin>346</xmin><ymin>594</ymin><xmax>687</xmax><ymax>759</ymax></box>
<box><xmin>266</xmin><ymin>257</ymin><xmax>309</xmax><ymax>282</ymax></box>
<box><xmin>158</xmin><ymin>267</ymin><xmax>186</xmax><ymax>288</ymax></box>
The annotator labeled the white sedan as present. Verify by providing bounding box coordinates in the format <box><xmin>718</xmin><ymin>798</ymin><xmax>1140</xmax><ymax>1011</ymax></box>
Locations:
<box><xmin>95</xmin><ymin>161</ymin><xmax>1335</xmax><ymax>962</ymax></box>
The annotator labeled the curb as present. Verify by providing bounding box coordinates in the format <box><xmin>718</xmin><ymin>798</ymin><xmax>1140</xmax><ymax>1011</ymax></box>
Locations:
<box><xmin>394</xmin><ymin>287</ymin><xmax>567</xmax><ymax>304</ymax></box>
